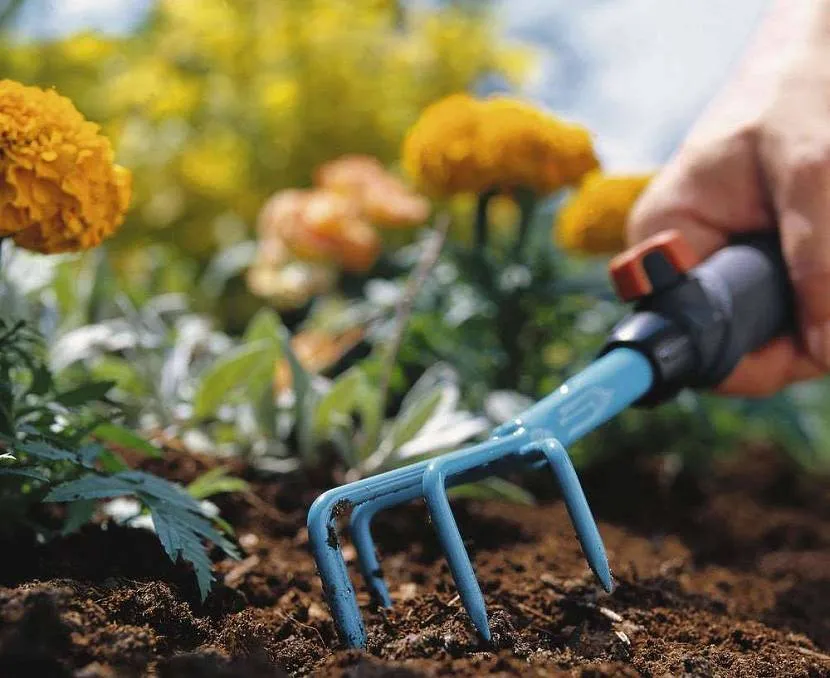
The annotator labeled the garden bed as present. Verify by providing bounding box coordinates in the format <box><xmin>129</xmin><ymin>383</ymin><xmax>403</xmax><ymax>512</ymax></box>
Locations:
<box><xmin>0</xmin><ymin>444</ymin><xmax>827</xmax><ymax>677</ymax></box>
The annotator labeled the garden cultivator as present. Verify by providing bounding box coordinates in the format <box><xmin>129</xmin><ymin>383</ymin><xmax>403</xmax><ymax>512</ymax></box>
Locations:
<box><xmin>308</xmin><ymin>230</ymin><xmax>792</xmax><ymax>648</ymax></box>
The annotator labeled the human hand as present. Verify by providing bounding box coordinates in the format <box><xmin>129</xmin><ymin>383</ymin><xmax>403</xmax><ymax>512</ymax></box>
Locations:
<box><xmin>628</xmin><ymin>1</ymin><xmax>830</xmax><ymax>396</ymax></box>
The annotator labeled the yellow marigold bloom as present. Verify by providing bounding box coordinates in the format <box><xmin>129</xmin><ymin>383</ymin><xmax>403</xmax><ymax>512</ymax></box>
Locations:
<box><xmin>555</xmin><ymin>171</ymin><xmax>653</xmax><ymax>255</ymax></box>
<box><xmin>0</xmin><ymin>80</ymin><xmax>131</xmax><ymax>253</ymax></box>
<box><xmin>402</xmin><ymin>93</ymin><xmax>599</xmax><ymax>198</ymax></box>
<box><xmin>315</xmin><ymin>154</ymin><xmax>430</xmax><ymax>229</ymax></box>
<box><xmin>402</xmin><ymin>94</ymin><xmax>488</xmax><ymax>197</ymax></box>
<box><xmin>258</xmin><ymin>189</ymin><xmax>381</xmax><ymax>273</ymax></box>
<box><xmin>477</xmin><ymin>97</ymin><xmax>598</xmax><ymax>195</ymax></box>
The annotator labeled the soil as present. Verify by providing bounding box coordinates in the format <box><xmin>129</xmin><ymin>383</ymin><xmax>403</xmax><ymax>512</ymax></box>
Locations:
<box><xmin>0</xmin><ymin>443</ymin><xmax>828</xmax><ymax>677</ymax></box>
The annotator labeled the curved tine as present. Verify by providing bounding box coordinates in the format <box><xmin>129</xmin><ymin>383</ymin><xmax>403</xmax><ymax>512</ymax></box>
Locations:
<box><xmin>307</xmin><ymin>489</ymin><xmax>365</xmax><ymax>648</ymax></box>
<box><xmin>350</xmin><ymin>502</ymin><xmax>392</xmax><ymax>607</ymax></box>
<box><xmin>307</xmin><ymin>461</ymin><xmax>433</xmax><ymax>648</ymax></box>
<box><xmin>524</xmin><ymin>438</ymin><xmax>613</xmax><ymax>592</ymax></box>
<box><xmin>421</xmin><ymin>433</ymin><xmax>529</xmax><ymax>643</ymax></box>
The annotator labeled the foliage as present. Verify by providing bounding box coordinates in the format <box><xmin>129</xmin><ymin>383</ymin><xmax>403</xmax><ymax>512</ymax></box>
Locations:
<box><xmin>0</xmin><ymin>0</ymin><xmax>824</xmax><ymax>548</ymax></box>
<box><xmin>0</xmin><ymin>0</ymin><xmax>527</xmax><ymax>262</ymax></box>
<box><xmin>0</xmin><ymin>317</ymin><xmax>240</xmax><ymax>598</ymax></box>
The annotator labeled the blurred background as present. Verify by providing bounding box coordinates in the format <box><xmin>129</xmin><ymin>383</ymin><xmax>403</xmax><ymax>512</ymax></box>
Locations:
<box><xmin>9</xmin><ymin>0</ymin><xmax>771</xmax><ymax>167</ymax></box>
<box><xmin>2</xmin><ymin>0</ymin><xmax>825</xmax><ymax>489</ymax></box>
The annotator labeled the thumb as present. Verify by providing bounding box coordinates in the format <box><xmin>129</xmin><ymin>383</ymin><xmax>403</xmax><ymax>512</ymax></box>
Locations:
<box><xmin>778</xmin><ymin>208</ymin><xmax>830</xmax><ymax>370</ymax></box>
<box><xmin>627</xmin><ymin>136</ymin><xmax>770</xmax><ymax>257</ymax></box>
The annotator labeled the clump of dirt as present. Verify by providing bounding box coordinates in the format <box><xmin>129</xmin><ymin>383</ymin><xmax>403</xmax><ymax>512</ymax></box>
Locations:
<box><xmin>0</xmin><ymin>444</ymin><xmax>827</xmax><ymax>677</ymax></box>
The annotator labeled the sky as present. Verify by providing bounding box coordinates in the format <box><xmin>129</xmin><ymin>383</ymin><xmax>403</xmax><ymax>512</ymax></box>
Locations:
<box><xmin>12</xmin><ymin>0</ymin><xmax>771</xmax><ymax>169</ymax></box>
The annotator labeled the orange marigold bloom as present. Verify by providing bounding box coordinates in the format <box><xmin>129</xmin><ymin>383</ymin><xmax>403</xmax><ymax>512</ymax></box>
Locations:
<box><xmin>555</xmin><ymin>171</ymin><xmax>653</xmax><ymax>255</ymax></box>
<box><xmin>315</xmin><ymin>154</ymin><xmax>430</xmax><ymax>230</ymax></box>
<box><xmin>257</xmin><ymin>189</ymin><xmax>381</xmax><ymax>273</ymax></box>
<box><xmin>0</xmin><ymin>79</ymin><xmax>131</xmax><ymax>253</ymax></box>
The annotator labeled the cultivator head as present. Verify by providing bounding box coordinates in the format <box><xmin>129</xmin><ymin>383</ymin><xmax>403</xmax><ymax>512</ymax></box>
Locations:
<box><xmin>308</xmin><ymin>230</ymin><xmax>792</xmax><ymax>649</ymax></box>
<box><xmin>307</xmin><ymin>347</ymin><xmax>654</xmax><ymax>648</ymax></box>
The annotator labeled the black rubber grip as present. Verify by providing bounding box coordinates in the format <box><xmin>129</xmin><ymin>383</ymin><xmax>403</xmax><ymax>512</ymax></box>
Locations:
<box><xmin>691</xmin><ymin>232</ymin><xmax>793</xmax><ymax>385</ymax></box>
<box><xmin>602</xmin><ymin>231</ymin><xmax>793</xmax><ymax>404</ymax></box>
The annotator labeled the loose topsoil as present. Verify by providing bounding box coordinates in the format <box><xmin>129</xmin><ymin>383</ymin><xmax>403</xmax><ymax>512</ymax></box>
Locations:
<box><xmin>0</xmin><ymin>443</ymin><xmax>828</xmax><ymax>677</ymax></box>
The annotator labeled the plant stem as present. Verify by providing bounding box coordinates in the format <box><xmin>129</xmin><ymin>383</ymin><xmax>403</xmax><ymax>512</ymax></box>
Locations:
<box><xmin>512</xmin><ymin>188</ymin><xmax>538</xmax><ymax>259</ymax></box>
<box><xmin>362</xmin><ymin>212</ymin><xmax>450</xmax><ymax>473</ymax></box>
<box><xmin>474</xmin><ymin>190</ymin><xmax>496</xmax><ymax>249</ymax></box>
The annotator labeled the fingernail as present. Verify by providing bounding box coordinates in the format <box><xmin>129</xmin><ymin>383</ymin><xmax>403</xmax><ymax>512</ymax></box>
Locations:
<box><xmin>806</xmin><ymin>321</ymin><xmax>830</xmax><ymax>365</ymax></box>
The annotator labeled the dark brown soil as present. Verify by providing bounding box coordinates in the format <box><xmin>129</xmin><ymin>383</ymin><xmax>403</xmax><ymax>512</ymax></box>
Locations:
<box><xmin>0</xmin><ymin>444</ymin><xmax>827</xmax><ymax>677</ymax></box>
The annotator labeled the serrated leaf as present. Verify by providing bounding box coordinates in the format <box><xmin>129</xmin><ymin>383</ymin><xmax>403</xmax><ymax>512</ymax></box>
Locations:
<box><xmin>55</xmin><ymin>380</ymin><xmax>116</xmax><ymax>406</ymax></box>
<box><xmin>44</xmin><ymin>474</ymin><xmax>137</xmax><ymax>502</ymax></box>
<box><xmin>144</xmin><ymin>497</ymin><xmax>239</xmax><ymax>600</ymax></box>
<box><xmin>93</xmin><ymin>423</ymin><xmax>161</xmax><ymax>458</ymax></box>
<box><xmin>119</xmin><ymin>470</ymin><xmax>203</xmax><ymax>512</ymax></box>
<box><xmin>16</xmin><ymin>439</ymin><xmax>78</xmax><ymax>463</ymax></box>
<box><xmin>187</xmin><ymin>467</ymin><xmax>249</xmax><ymax>500</ymax></box>
<box><xmin>0</xmin><ymin>467</ymin><xmax>48</xmax><ymax>481</ymax></box>
<box><xmin>192</xmin><ymin>341</ymin><xmax>279</xmax><ymax>419</ymax></box>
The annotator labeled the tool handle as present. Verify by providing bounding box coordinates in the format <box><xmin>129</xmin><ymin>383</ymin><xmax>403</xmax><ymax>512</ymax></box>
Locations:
<box><xmin>601</xmin><ymin>230</ymin><xmax>793</xmax><ymax>405</ymax></box>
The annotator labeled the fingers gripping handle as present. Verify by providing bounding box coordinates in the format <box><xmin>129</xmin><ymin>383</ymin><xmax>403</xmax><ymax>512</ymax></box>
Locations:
<box><xmin>603</xmin><ymin>230</ymin><xmax>793</xmax><ymax>404</ymax></box>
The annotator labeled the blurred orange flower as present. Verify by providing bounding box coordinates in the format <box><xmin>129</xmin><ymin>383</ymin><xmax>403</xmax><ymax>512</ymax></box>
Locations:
<box><xmin>274</xmin><ymin>326</ymin><xmax>365</xmax><ymax>392</ymax></box>
<box><xmin>315</xmin><ymin>154</ymin><xmax>430</xmax><ymax>230</ymax></box>
<box><xmin>257</xmin><ymin>188</ymin><xmax>381</xmax><ymax>273</ymax></box>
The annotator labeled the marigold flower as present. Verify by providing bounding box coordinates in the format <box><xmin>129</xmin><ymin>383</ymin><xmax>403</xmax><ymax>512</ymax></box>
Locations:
<box><xmin>402</xmin><ymin>93</ymin><xmax>599</xmax><ymax>198</ymax></box>
<box><xmin>555</xmin><ymin>171</ymin><xmax>653</xmax><ymax>255</ymax></box>
<box><xmin>274</xmin><ymin>326</ymin><xmax>365</xmax><ymax>392</ymax></box>
<box><xmin>402</xmin><ymin>94</ymin><xmax>487</xmax><ymax>197</ymax></box>
<box><xmin>257</xmin><ymin>188</ymin><xmax>381</xmax><ymax>273</ymax></box>
<box><xmin>0</xmin><ymin>80</ymin><xmax>132</xmax><ymax>253</ymax></box>
<box><xmin>315</xmin><ymin>154</ymin><xmax>430</xmax><ymax>230</ymax></box>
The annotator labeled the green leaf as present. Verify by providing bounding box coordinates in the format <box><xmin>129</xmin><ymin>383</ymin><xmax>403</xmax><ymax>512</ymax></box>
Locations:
<box><xmin>243</xmin><ymin>308</ymin><xmax>283</xmax><ymax>344</ymax></box>
<box><xmin>44</xmin><ymin>474</ymin><xmax>137</xmax><ymax>502</ymax></box>
<box><xmin>98</xmin><ymin>449</ymin><xmax>129</xmax><ymax>473</ymax></box>
<box><xmin>192</xmin><ymin>341</ymin><xmax>279</xmax><ymax>419</ymax></box>
<box><xmin>187</xmin><ymin>467</ymin><xmax>249</xmax><ymax>500</ymax></box>
<box><xmin>278</xmin><ymin>326</ymin><xmax>317</xmax><ymax>466</ymax></box>
<box><xmin>55</xmin><ymin>381</ymin><xmax>116</xmax><ymax>406</ymax></box>
<box><xmin>143</xmin><ymin>497</ymin><xmax>239</xmax><ymax>600</ymax></box>
<box><xmin>16</xmin><ymin>439</ymin><xmax>78</xmax><ymax>464</ymax></box>
<box><xmin>88</xmin><ymin>356</ymin><xmax>145</xmax><ymax>396</ymax></box>
<box><xmin>313</xmin><ymin>367</ymin><xmax>365</xmax><ymax>435</ymax></box>
<box><xmin>0</xmin><ymin>467</ymin><xmax>48</xmax><ymax>481</ymax></box>
<box><xmin>448</xmin><ymin>478</ymin><xmax>536</xmax><ymax>505</ymax></box>
<box><xmin>61</xmin><ymin>499</ymin><xmax>97</xmax><ymax>535</ymax></box>
<box><xmin>93</xmin><ymin>423</ymin><xmax>161</xmax><ymax>458</ymax></box>
<box><xmin>119</xmin><ymin>470</ymin><xmax>203</xmax><ymax>512</ymax></box>
<box><xmin>389</xmin><ymin>387</ymin><xmax>443</xmax><ymax>450</ymax></box>
<box><xmin>76</xmin><ymin>443</ymin><xmax>107</xmax><ymax>469</ymax></box>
